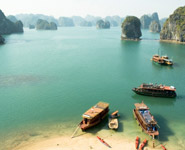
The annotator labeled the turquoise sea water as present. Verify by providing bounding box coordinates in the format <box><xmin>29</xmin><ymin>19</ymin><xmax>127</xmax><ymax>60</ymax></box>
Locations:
<box><xmin>0</xmin><ymin>27</ymin><xmax>185</xmax><ymax>149</ymax></box>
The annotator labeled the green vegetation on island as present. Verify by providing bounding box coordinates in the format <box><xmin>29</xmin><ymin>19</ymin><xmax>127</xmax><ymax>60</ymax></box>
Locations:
<box><xmin>36</xmin><ymin>19</ymin><xmax>57</xmax><ymax>30</ymax></box>
<box><xmin>149</xmin><ymin>21</ymin><xmax>161</xmax><ymax>33</ymax></box>
<box><xmin>96</xmin><ymin>20</ymin><xmax>110</xmax><ymax>29</ymax></box>
<box><xmin>0</xmin><ymin>10</ymin><xmax>23</xmax><ymax>35</ymax></box>
<box><xmin>121</xmin><ymin>16</ymin><xmax>142</xmax><ymax>40</ymax></box>
<box><xmin>160</xmin><ymin>6</ymin><xmax>185</xmax><ymax>43</ymax></box>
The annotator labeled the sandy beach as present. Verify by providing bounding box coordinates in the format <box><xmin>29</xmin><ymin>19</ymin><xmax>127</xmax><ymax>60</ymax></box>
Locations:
<box><xmin>13</xmin><ymin>132</ymin><xmax>161</xmax><ymax>150</ymax></box>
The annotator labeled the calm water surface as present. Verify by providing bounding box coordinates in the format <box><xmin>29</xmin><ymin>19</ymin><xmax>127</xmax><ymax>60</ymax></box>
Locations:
<box><xmin>0</xmin><ymin>27</ymin><xmax>185</xmax><ymax>149</ymax></box>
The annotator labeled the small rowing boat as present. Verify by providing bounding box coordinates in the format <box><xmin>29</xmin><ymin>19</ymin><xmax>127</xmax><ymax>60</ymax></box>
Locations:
<box><xmin>139</xmin><ymin>139</ymin><xmax>147</xmax><ymax>150</ymax></box>
<box><xmin>108</xmin><ymin>110</ymin><xmax>119</xmax><ymax>130</ymax></box>
<box><xmin>135</xmin><ymin>136</ymin><xmax>139</xmax><ymax>149</ymax></box>
<box><xmin>97</xmin><ymin>136</ymin><xmax>111</xmax><ymax>148</ymax></box>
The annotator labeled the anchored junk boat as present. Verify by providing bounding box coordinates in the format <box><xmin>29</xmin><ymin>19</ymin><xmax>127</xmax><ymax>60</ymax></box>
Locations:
<box><xmin>133</xmin><ymin>102</ymin><xmax>159</xmax><ymax>138</ymax></box>
<box><xmin>151</xmin><ymin>54</ymin><xmax>173</xmax><ymax>65</ymax></box>
<box><xmin>132</xmin><ymin>83</ymin><xmax>176</xmax><ymax>98</ymax></box>
<box><xmin>80</xmin><ymin>102</ymin><xmax>109</xmax><ymax>131</ymax></box>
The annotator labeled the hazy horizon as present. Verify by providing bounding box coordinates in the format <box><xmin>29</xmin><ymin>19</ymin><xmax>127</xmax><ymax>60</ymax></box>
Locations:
<box><xmin>1</xmin><ymin>0</ymin><xmax>185</xmax><ymax>19</ymax></box>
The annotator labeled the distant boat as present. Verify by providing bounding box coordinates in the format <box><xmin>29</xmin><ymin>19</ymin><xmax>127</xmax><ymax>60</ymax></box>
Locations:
<box><xmin>108</xmin><ymin>110</ymin><xmax>119</xmax><ymax>130</ymax></box>
<box><xmin>132</xmin><ymin>83</ymin><xmax>176</xmax><ymax>98</ymax></box>
<box><xmin>133</xmin><ymin>101</ymin><xmax>159</xmax><ymax>139</ymax></box>
<box><xmin>151</xmin><ymin>54</ymin><xmax>173</xmax><ymax>66</ymax></box>
<box><xmin>79</xmin><ymin>102</ymin><xmax>109</xmax><ymax>131</ymax></box>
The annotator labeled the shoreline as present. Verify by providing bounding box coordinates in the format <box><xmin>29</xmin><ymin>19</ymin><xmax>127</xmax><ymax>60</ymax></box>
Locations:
<box><xmin>160</xmin><ymin>39</ymin><xmax>185</xmax><ymax>45</ymax></box>
<box><xmin>13</xmin><ymin>133</ymin><xmax>156</xmax><ymax>150</ymax></box>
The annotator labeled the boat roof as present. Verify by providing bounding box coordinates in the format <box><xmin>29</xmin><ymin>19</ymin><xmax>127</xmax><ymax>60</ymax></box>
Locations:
<box><xmin>82</xmin><ymin>102</ymin><xmax>109</xmax><ymax>119</ymax></box>
<box><xmin>141</xmin><ymin>83</ymin><xmax>176</xmax><ymax>91</ymax></box>
<box><xmin>135</xmin><ymin>102</ymin><xmax>149</xmax><ymax>110</ymax></box>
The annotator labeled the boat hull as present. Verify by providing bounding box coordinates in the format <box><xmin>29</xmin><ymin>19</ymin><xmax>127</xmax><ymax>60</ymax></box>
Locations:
<box><xmin>80</xmin><ymin>109</ymin><xmax>109</xmax><ymax>131</ymax></box>
<box><xmin>132</xmin><ymin>88</ymin><xmax>176</xmax><ymax>98</ymax></box>
<box><xmin>133</xmin><ymin>109</ymin><xmax>159</xmax><ymax>137</ymax></box>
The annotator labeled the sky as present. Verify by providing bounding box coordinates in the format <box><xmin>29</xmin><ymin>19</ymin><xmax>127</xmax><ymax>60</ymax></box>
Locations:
<box><xmin>1</xmin><ymin>0</ymin><xmax>185</xmax><ymax>19</ymax></box>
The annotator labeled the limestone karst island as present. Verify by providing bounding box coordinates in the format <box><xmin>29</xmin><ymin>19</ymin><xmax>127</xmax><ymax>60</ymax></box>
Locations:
<box><xmin>0</xmin><ymin>1</ymin><xmax>185</xmax><ymax>150</ymax></box>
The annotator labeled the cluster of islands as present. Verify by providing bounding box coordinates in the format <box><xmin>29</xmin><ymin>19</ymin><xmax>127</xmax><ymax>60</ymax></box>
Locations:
<box><xmin>0</xmin><ymin>5</ymin><xmax>185</xmax><ymax>45</ymax></box>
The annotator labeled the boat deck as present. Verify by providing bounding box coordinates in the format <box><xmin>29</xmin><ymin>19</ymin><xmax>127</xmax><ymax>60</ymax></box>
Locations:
<box><xmin>82</xmin><ymin>102</ymin><xmax>109</xmax><ymax>119</ymax></box>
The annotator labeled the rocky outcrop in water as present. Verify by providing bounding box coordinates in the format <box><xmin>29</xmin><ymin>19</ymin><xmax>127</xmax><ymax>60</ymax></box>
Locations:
<box><xmin>0</xmin><ymin>10</ymin><xmax>24</xmax><ymax>34</ymax></box>
<box><xmin>121</xmin><ymin>16</ymin><xmax>142</xmax><ymax>40</ymax></box>
<box><xmin>15</xmin><ymin>14</ymin><xmax>58</xmax><ymax>27</ymax></box>
<box><xmin>140</xmin><ymin>12</ymin><xmax>160</xmax><ymax>29</ymax></box>
<box><xmin>36</xmin><ymin>19</ymin><xmax>57</xmax><ymax>30</ymax></box>
<box><xmin>58</xmin><ymin>17</ymin><xmax>74</xmax><ymax>27</ymax></box>
<box><xmin>0</xmin><ymin>35</ymin><xmax>5</xmax><ymax>44</ymax></box>
<box><xmin>80</xmin><ymin>21</ymin><xmax>92</xmax><ymax>27</ymax></box>
<box><xmin>29</xmin><ymin>24</ymin><xmax>35</xmax><ymax>29</ymax></box>
<box><xmin>149</xmin><ymin>21</ymin><xmax>161</xmax><ymax>33</ymax></box>
<box><xmin>160</xmin><ymin>6</ymin><xmax>185</xmax><ymax>42</ymax></box>
<box><xmin>140</xmin><ymin>15</ymin><xmax>152</xmax><ymax>29</ymax></box>
<box><xmin>96</xmin><ymin>20</ymin><xmax>110</xmax><ymax>29</ymax></box>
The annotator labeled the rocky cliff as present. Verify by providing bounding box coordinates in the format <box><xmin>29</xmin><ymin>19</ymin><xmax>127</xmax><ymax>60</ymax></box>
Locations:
<box><xmin>0</xmin><ymin>35</ymin><xmax>5</xmax><ymax>44</ymax></box>
<box><xmin>121</xmin><ymin>16</ymin><xmax>142</xmax><ymax>40</ymax></box>
<box><xmin>160</xmin><ymin>6</ymin><xmax>185</xmax><ymax>42</ymax></box>
<box><xmin>36</xmin><ymin>19</ymin><xmax>57</xmax><ymax>30</ymax></box>
<box><xmin>140</xmin><ymin>12</ymin><xmax>159</xmax><ymax>29</ymax></box>
<box><xmin>0</xmin><ymin>10</ymin><xmax>23</xmax><ymax>34</ymax></box>
<box><xmin>149</xmin><ymin>21</ymin><xmax>161</xmax><ymax>33</ymax></box>
<box><xmin>96</xmin><ymin>20</ymin><xmax>110</xmax><ymax>29</ymax></box>
<box><xmin>7</xmin><ymin>15</ymin><xmax>18</xmax><ymax>23</ymax></box>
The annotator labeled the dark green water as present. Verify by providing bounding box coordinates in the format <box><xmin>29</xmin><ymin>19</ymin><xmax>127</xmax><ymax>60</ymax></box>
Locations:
<box><xmin>0</xmin><ymin>27</ymin><xmax>185</xmax><ymax>149</ymax></box>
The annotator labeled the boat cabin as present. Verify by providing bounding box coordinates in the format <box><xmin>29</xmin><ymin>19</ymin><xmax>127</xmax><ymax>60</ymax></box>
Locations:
<box><xmin>80</xmin><ymin>102</ymin><xmax>109</xmax><ymax>130</ymax></box>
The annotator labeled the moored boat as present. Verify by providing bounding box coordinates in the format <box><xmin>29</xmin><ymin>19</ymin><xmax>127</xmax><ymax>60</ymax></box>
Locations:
<box><xmin>132</xmin><ymin>83</ymin><xmax>176</xmax><ymax>98</ymax></box>
<box><xmin>108</xmin><ymin>110</ymin><xmax>119</xmax><ymax>130</ymax></box>
<box><xmin>133</xmin><ymin>101</ymin><xmax>159</xmax><ymax>138</ymax></box>
<box><xmin>151</xmin><ymin>54</ymin><xmax>173</xmax><ymax>65</ymax></box>
<box><xmin>79</xmin><ymin>102</ymin><xmax>109</xmax><ymax>131</ymax></box>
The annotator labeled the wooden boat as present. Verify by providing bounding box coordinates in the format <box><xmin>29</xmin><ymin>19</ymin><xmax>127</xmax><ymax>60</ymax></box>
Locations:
<box><xmin>108</xmin><ymin>118</ymin><xmax>118</xmax><ymax>129</ymax></box>
<box><xmin>79</xmin><ymin>102</ymin><xmax>109</xmax><ymax>131</ymax></box>
<box><xmin>135</xmin><ymin>136</ymin><xmax>139</xmax><ymax>149</ymax></box>
<box><xmin>97</xmin><ymin>136</ymin><xmax>111</xmax><ymax>148</ymax></box>
<box><xmin>108</xmin><ymin>110</ymin><xmax>119</xmax><ymax>129</ymax></box>
<box><xmin>139</xmin><ymin>139</ymin><xmax>147</xmax><ymax>150</ymax></box>
<box><xmin>151</xmin><ymin>54</ymin><xmax>173</xmax><ymax>66</ymax></box>
<box><xmin>133</xmin><ymin>102</ymin><xmax>159</xmax><ymax>138</ymax></box>
<box><xmin>132</xmin><ymin>83</ymin><xmax>176</xmax><ymax>98</ymax></box>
